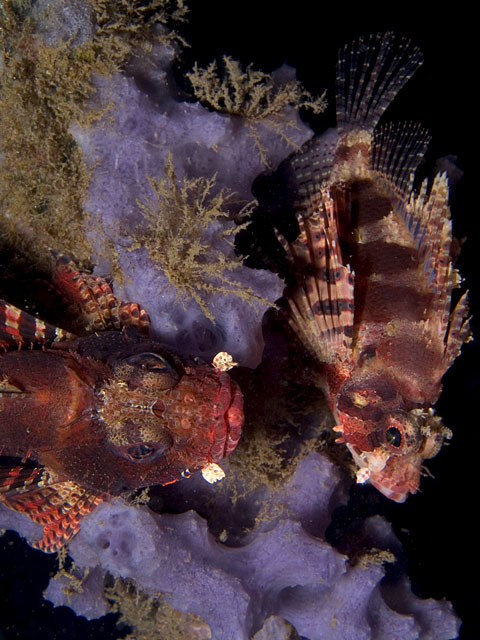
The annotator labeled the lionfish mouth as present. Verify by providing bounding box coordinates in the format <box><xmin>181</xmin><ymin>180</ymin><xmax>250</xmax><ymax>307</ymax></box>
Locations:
<box><xmin>212</xmin><ymin>371</ymin><xmax>244</xmax><ymax>460</ymax></box>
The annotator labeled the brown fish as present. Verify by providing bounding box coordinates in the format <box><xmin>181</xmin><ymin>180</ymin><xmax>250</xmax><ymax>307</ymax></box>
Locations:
<box><xmin>0</xmin><ymin>256</ymin><xmax>243</xmax><ymax>551</ymax></box>
<box><xmin>276</xmin><ymin>33</ymin><xmax>469</xmax><ymax>501</ymax></box>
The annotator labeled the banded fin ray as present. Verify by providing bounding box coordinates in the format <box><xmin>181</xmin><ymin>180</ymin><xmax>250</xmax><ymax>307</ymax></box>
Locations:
<box><xmin>288</xmin><ymin>129</ymin><xmax>339</xmax><ymax>217</ymax></box>
<box><xmin>0</xmin><ymin>463</ymin><xmax>47</xmax><ymax>495</ymax></box>
<box><xmin>0</xmin><ymin>463</ymin><xmax>104</xmax><ymax>552</ymax></box>
<box><xmin>52</xmin><ymin>254</ymin><xmax>151</xmax><ymax>337</ymax></box>
<box><xmin>0</xmin><ymin>300</ymin><xmax>75</xmax><ymax>349</ymax></box>
<box><xmin>443</xmin><ymin>291</ymin><xmax>470</xmax><ymax>370</ymax></box>
<box><xmin>337</xmin><ymin>32</ymin><xmax>423</xmax><ymax>133</ymax></box>
<box><xmin>277</xmin><ymin>189</ymin><xmax>354</xmax><ymax>362</ymax></box>
<box><xmin>372</xmin><ymin>121</ymin><xmax>431</xmax><ymax>196</ymax></box>
<box><xmin>405</xmin><ymin>174</ymin><xmax>466</xmax><ymax>340</ymax></box>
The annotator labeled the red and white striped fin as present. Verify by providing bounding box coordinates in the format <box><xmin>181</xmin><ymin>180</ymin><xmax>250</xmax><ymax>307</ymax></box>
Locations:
<box><xmin>118</xmin><ymin>302</ymin><xmax>151</xmax><ymax>337</ymax></box>
<box><xmin>277</xmin><ymin>189</ymin><xmax>354</xmax><ymax>362</ymax></box>
<box><xmin>0</xmin><ymin>465</ymin><xmax>104</xmax><ymax>552</ymax></box>
<box><xmin>337</xmin><ymin>33</ymin><xmax>423</xmax><ymax>133</ymax></box>
<box><xmin>400</xmin><ymin>173</ymin><xmax>470</xmax><ymax>367</ymax></box>
<box><xmin>0</xmin><ymin>300</ymin><xmax>76</xmax><ymax>349</ymax></box>
<box><xmin>52</xmin><ymin>254</ymin><xmax>151</xmax><ymax>337</ymax></box>
<box><xmin>0</xmin><ymin>464</ymin><xmax>47</xmax><ymax>494</ymax></box>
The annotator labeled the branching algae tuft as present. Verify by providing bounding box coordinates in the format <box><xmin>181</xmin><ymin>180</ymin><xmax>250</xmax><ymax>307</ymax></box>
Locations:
<box><xmin>132</xmin><ymin>154</ymin><xmax>273</xmax><ymax>322</ymax></box>
<box><xmin>187</xmin><ymin>56</ymin><xmax>326</xmax><ymax>166</ymax></box>
<box><xmin>0</xmin><ymin>0</ymin><xmax>187</xmax><ymax>271</ymax></box>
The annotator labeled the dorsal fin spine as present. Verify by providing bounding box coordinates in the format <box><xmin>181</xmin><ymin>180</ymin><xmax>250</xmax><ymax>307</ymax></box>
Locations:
<box><xmin>336</xmin><ymin>33</ymin><xmax>424</xmax><ymax>134</ymax></box>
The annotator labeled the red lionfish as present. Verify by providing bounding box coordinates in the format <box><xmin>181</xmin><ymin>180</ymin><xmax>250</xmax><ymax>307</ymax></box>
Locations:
<box><xmin>0</xmin><ymin>256</ymin><xmax>243</xmax><ymax>551</ymax></box>
<box><xmin>276</xmin><ymin>33</ymin><xmax>469</xmax><ymax>501</ymax></box>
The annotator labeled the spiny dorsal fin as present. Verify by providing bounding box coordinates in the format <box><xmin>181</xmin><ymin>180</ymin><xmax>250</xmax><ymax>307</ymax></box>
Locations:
<box><xmin>443</xmin><ymin>291</ymin><xmax>470</xmax><ymax>369</ymax></box>
<box><xmin>277</xmin><ymin>189</ymin><xmax>354</xmax><ymax>363</ymax></box>
<box><xmin>0</xmin><ymin>300</ymin><xmax>75</xmax><ymax>349</ymax></box>
<box><xmin>289</xmin><ymin>129</ymin><xmax>339</xmax><ymax>217</ymax></box>
<box><xmin>336</xmin><ymin>33</ymin><xmax>423</xmax><ymax>134</ymax></box>
<box><xmin>372</xmin><ymin>121</ymin><xmax>431</xmax><ymax>196</ymax></box>
<box><xmin>405</xmin><ymin>174</ymin><xmax>454</xmax><ymax>328</ymax></box>
<box><xmin>0</xmin><ymin>464</ymin><xmax>104</xmax><ymax>552</ymax></box>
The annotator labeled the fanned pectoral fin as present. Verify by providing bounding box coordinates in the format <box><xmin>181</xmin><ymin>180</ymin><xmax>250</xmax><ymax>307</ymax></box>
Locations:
<box><xmin>0</xmin><ymin>300</ymin><xmax>75</xmax><ymax>349</ymax></box>
<box><xmin>52</xmin><ymin>254</ymin><xmax>151</xmax><ymax>337</ymax></box>
<box><xmin>0</xmin><ymin>463</ymin><xmax>104</xmax><ymax>552</ymax></box>
<box><xmin>277</xmin><ymin>190</ymin><xmax>354</xmax><ymax>363</ymax></box>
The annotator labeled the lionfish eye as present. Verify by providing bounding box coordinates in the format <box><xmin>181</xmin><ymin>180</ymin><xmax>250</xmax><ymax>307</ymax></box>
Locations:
<box><xmin>126</xmin><ymin>352</ymin><xmax>173</xmax><ymax>372</ymax></box>
<box><xmin>126</xmin><ymin>443</ymin><xmax>156</xmax><ymax>459</ymax></box>
<box><xmin>385</xmin><ymin>425</ymin><xmax>402</xmax><ymax>448</ymax></box>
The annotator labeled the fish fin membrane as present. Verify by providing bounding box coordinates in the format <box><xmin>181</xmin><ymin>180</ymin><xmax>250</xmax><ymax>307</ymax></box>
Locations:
<box><xmin>443</xmin><ymin>291</ymin><xmax>470</xmax><ymax>369</ymax></box>
<box><xmin>399</xmin><ymin>172</ymin><xmax>470</xmax><ymax>365</ymax></box>
<box><xmin>0</xmin><ymin>463</ymin><xmax>104</xmax><ymax>552</ymax></box>
<box><xmin>0</xmin><ymin>462</ymin><xmax>47</xmax><ymax>494</ymax></box>
<box><xmin>371</xmin><ymin>121</ymin><xmax>431</xmax><ymax>196</ymax></box>
<box><xmin>404</xmin><ymin>174</ymin><xmax>459</xmax><ymax>329</ymax></box>
<box><xmin>0</xmin><ymin>300</ymin><xmax>75</xmax><ymax>349</ymax></box>
<box><xmin>336</xmin><ymin>32</ymin><xmax>423</xmax><ymax>134</ymax></box>
<box><xmin>277</xmin><ymin>189</ymin><xmax>354</xmax><ymax>362</ymax></box>
<box><xmin>288</xmin><ymin>129</ymin><xmax>339</xmax><ymax>216</ymax></box>
<box><xmin>52</xmin><ymin>254</ymin><xmax>151</xmax><ymax>337</ymax></box>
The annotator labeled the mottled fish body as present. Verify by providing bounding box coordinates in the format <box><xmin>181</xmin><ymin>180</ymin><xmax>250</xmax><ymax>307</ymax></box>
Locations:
<box><xmin>0</xmin><ymin>257</ymin><xmax>243</xmax><ymax>551</ymax></box>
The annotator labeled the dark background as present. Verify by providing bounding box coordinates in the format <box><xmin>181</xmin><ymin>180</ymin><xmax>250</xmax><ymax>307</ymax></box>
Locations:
<box><xmin>1</xmin><ymin>2</ymin><xmax>476</xmax><ymax>639</ymax></box>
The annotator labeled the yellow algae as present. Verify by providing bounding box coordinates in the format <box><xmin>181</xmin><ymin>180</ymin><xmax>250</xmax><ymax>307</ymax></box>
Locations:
<box><xmin>187</xmin><ymin>56</ymin><xmax>326</xmax><ymax>166</ymax></box>
<box><xmin>105</xmin><ymin>577</ymin><xmax>212</xmax><ymax>640</ymax></box>
<box><xmin>0</xmin><ymin>0</ymin><xmax>187</xmax><ymax>273</ymax></box>
<box><xmin>133</xmin><ymin>154</ymin><xmax>272</xmax><ymax>321</ymax></box>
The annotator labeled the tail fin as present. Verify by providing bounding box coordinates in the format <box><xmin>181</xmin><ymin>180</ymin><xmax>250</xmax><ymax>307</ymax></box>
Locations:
<box><xmin>336</xmin><ymin>32</ymin><xmax>423</xmax><ymax>134</ymax></box>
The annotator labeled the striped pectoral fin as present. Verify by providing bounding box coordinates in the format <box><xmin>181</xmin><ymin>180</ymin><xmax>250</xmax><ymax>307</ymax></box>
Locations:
<box><xmin>0</xmin><ymin>464</ymin><xmax>105</xmax><ymax>552</ymax></box>
<box><xmin>118</xmin><ymin>302</ymin><xmax>151</xmax><ymax>337</ymax></box>
<box><xmin>0</xmin><ymin>463</ymin><xmax>47</xmax><ymax>494</ymax></box>
<box><xmin>278</xmin><ymin>191</ymin><xmax>355</xmax><ymax>362</ymax></box>
<box><xmin>52</xmin><ymin>254</ymin><xmax>151</xmax><ymax>337</ymax></box>
<box><xmin>0</xmin><ymin>300</ymin><xmax>76</xmax><ymax>349</ymax></box>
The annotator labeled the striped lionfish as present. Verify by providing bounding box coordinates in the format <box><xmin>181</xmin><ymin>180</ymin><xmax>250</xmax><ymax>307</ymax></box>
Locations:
<box><xmin>0</xmin><ymin>256</ymin><xmax>243</xmax><ymax>551</ymax></box>
<box><xmin>276</xmin><ymin>33</ymin><xmax>469</xmax><ymax>501</ymax></box>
